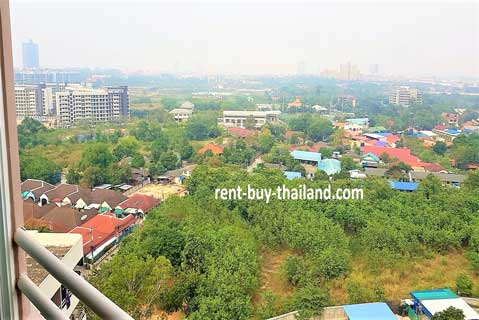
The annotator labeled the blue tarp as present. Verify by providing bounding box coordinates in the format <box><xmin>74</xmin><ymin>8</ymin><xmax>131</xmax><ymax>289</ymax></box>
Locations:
<box><xmin>290</xmin><ymin>150</ymin><xmax>322</xmax><ymax>162</ymax></box>
<box><xmin>375</xmin><ymin>141</ymin><xmax>387</xmax><ymax>147</ymax></box>
<box><xmin>389</xmin><ymin>181</ymin><xmax>419</xmax><ymax>191</ymax></box>
<box><xmin>283</xmin><ymin>171</ymin><xmax>302</xmax><ymax>180</ymax></box>
<box><xmin>343</xmin><ymin>302</ymin><xmax>397</xmax><ymax>320</ymax></box>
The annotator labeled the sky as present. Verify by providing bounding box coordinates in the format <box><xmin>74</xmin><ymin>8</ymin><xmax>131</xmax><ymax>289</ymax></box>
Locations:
<box><xmin>10</xmin><ymin>0</ymin><xmax>479</xmax><ymax>77</ymax></box>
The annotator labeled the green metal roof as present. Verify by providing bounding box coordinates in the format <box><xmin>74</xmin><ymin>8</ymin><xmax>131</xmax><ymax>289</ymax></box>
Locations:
<box><xmin>410</xmin><ymin>288</ymin><xmax>458</xmax><ymax>301</ymax></box>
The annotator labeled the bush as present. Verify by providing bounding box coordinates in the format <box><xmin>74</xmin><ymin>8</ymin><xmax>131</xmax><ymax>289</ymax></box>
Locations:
<box><xmin>456</xmin><ymin>273</ymin><xmax>474</xmax><ymax>296</ymax></box>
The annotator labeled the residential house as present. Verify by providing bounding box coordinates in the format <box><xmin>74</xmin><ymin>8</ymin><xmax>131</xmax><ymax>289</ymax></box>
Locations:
<box><xmin>290</xmin><ymin>150</ymin><xmax>322</xmax><ymax>165</ymax></box>
<box><xmin>21</xmin><ymin>179</ymin><xmax>55</xmax><ymax>202</ymax></box>
<box><xmin>198</xmin><ymin>143</ymin><xmax>224</xmax><ymax>155</ymax></box>
<box><xmin>70</xmin><ymin>214</ymin><xmax>137</xmax><ymax>262</ymax></box>
<box><xmin>25</xmin><ymin>231</ymin><xmax>84</xmax><ymax>319</ymax></box>
<box><xmin>227</xmin><ymin>127</ymin><xmax>258</xmax><ymax>138</ymax></box>
<box><xmin>39</xmin><ymin>184</ymin><xmax>79</xmax><ymax>206</ymax></box>
<box><xmin>118</xmin><ymin>194</ymin><xmax>160</xmax><ymax>217</ymax></box>
<box><xmin>39</xmin><ymin>207</ymin><xmax>97</xmax><ymax>232</ymax></box>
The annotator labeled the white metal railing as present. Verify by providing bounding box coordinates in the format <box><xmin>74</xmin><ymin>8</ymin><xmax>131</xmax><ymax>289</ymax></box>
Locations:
<box><xmin>14</xmin><ymin>227</ymin><xmax>133</xmax><ymax>320</ymax></box>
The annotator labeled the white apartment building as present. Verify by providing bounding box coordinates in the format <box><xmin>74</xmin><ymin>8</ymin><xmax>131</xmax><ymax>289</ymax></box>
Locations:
<box><xmin>26</xmin><ymin>231</ymin><xmax>85</xmax><ymax>320</ymax></box>
<box><xmin>14</xmin><ymin>84</ymin><xmax>43</xmax><ymax>117</ymax></box>
<box><xmin>219</xmin><ymin>110</ymin><xmax>281</xmax><ymax>129</ymax></box>
<box><xmin>389</xmin><ymin>86</ymin><xmax>422</xmax><ymax>106</ymax></box>
<box><xmin>169</xmin><ymin>101</ymin><xmax>195</xmax><ymax>122</ymax></box>
<box><xmin>55</xmin><ymin>85</ymin><xmax>129</xmax><ymax>127</ymax></box>
<box><xmin>170</xmin><ymin>108</ymin><xmax>193</xmax><ymax>122</ymax></box>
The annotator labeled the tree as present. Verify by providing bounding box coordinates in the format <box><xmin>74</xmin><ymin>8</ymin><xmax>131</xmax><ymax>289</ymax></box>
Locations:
<box><xmin>151</xmin><ymin>135</ymin><xmax>170</xmax><ymax>162</ymax></box>
<box><xmin>257</xmin><ymin>129</ymin><xmax>275</xmax><ymax>153</ymax></box>
<box><xmin>431</xmin><ymin>306</ymin><xmax>465</xmax><ymax>320</ymax></box>
<box><xmin>290</xmin><ymin>286</ymin><xmax>329</xmax><ymax>320</ymax></box>
<box><xmin>464</xmin><ymin>170</ymin><xmax>479</xmax><ymax>189</ymax></box>
<box><xmin>433</xmin><ymin>141</ymin><xmax>447</xmax><ymax>155</ymax></box>
<box><xmin>456</xmin><ymin>273</ymin><xmax>474</xmax><ymax>297</ymax></box>
<box><xmin>186</xmin><ymin>122</ymin><xmax>209</xmax><ymax>140</ymax></box>
<box><xmin>20</xmin><ymin>154</ymin><xmax>60</xmax><ymax>184</ymax></box>
<box><xmin>90</xmin><ymin>253</ymin><xmax>174</xmax><ymax>320</ymax></box>
<box><xmin>113</xmin><ymin>137</ymin><xmax>140</xmax><ymax>161</ymax></box>
<box><xmin>80</xmin><ymin>143</ymin><xmax>114</xmax><ymax>170</ymax></box>
<box><xmin>306</xmin><ymin>118</ymin><xmax>333</xmax><ymax>142</ymax></box>
<box><xmin>131</xmin><ymin>154</ymin><xmax>145</xmax><ymax>168</ymax></box>
<box><xmin>160</xmin><ymin>151</ymin><xmax>180</xmax><ymax>170</ymax></box>
<box><xmin>66</xmin><ymin>165</ymin><xmax>81</xmax><ymax>184</ymax></box>
<box><xmin>319</xmin><ymin>147</ymin><xmax>333</xmax><ymax>158</ymax></box>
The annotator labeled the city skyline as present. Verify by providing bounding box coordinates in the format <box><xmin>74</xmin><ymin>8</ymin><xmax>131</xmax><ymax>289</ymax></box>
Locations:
<box><xmin>10</xmin><ymin>1</ymin><xmax>479</xmax><ymax>78</ymax></box>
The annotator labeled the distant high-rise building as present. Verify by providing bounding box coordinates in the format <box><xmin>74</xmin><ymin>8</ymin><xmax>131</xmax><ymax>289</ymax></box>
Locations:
<box><xmin>369</xmin><ymin>64</ymin><xmax>379</xmax><ymax>75</ymax></box>
<box><xmin>297</xmin><ymin>61</ymin><xmax>306</xmax><ymax>75</ymax></box>
<box><xmin>388</xmin><ymin>86</ymin><xmax>422</xmax><ymax>106</ymax></box>
<box><xmin>338</xmin><ymin>62</ymin><xmax>360</xmax><ymax>80</ymax></box>
<box><xmin>22</xmin><ymin>39</ymin><xmax>39</xmax><ymax>69</ymax></box>
<box><xmin>55</xmin><ymin>85</ymin><xmax>129</xmax><ymax>127</ymax></box>
<box><xmin>14</xmin><ymin>84</ymin><xmax>44</xmax><ymax>117</ymax></box>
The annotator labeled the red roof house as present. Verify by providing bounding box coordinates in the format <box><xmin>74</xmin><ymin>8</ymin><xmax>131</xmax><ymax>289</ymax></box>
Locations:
<box><xmin>227</xmin><ymin>127</ymin><xmax>257</xmax><ymax>137</ymax></box>
<box><xmin>361</xmin><ymin>146</ymin><xmax>429</xmax><ymax>167</ymax></box>
<box><xmin>198</xmin><ymin>143</ymin><xmax>224</xmax><ymax>155</ymax></box>
<box><xmin>70</xmin><ymin>214</ymin><xmax>137</xmax><ymax>257</ymax></box>
<box><xmin>119</xmin><ymin>194</ymin><xmax>160</xmax><ymax>214</ymax></box>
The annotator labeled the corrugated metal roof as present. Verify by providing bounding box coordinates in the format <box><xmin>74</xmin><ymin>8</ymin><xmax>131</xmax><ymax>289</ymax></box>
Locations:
<box><xmin>389</xmin><ymin>181</ymin><xmax>419</xmax><ymax>191</ymax></box>
<box><xmin>343</xmin><ymin>302</ymin><xmax>396</xmax><ymax>320</ymax></box>
<box><xmin>317</xmin><ymin>159</ymin><xmax>341</xmax><ymax>175</ymax></box>
<box><xmin>283</xmin><ymin>171</ymin><xmax>302</xmax><ymax>180</ymax></box>
<box><xmin>290</xmin><ymin>150</ymin><xmax>322</xmax><ymax>162</ymax></box>
<box><xmin>411</xmin><ymin>288</ymin><xmax>458</xmax><ymax>301</ymax></box>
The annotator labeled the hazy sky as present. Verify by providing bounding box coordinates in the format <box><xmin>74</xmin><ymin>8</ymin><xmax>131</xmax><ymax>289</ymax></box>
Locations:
<box><xmin>10</xmin><ymin>1</ymin><xmax>479</xmax><ymax>77</ymax></box>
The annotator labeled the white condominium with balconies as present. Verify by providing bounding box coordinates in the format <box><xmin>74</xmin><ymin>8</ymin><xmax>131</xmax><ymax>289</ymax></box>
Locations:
<box><xmin>55</xmin><ymin>85</ymin><xmax>129</xmax><ymax>128</ymax></box>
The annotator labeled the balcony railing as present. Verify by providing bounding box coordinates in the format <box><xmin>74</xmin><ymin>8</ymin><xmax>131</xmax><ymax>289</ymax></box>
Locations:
<box><xmin>14</xmin><ymin>228</ymin><xmax>133</xmax><ymax>320</ymax></box>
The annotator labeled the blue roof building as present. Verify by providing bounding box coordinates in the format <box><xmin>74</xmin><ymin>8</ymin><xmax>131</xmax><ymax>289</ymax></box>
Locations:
<box><xmin>343</xmin><ymin>302</ymin><xmax>397</xmax><ymax>320</ymax></box>
<box><xmin>290</xmin><ymin>150</ymin><xmax>322</xmax><ymax>163</ymax></box>
<box><xmin>283</xmin><ymin>171</ymin><xmax>302</xmax><ymax>180</ymax></box>
<box><xmin>317</xmin><ymin>159</ymin><xmax>341</xmax><ymax>175</ymax></box>
<box><xmin>389</xmin><ymin>181</ymin><xmax>419</xmax><ymax>192</ymax></box>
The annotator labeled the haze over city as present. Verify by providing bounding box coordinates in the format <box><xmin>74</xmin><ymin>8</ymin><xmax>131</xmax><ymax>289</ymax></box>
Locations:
<box><xmin>10</xmin><ymin>1</ymin><xmax>479</xmax><ymax>77</ymax></box>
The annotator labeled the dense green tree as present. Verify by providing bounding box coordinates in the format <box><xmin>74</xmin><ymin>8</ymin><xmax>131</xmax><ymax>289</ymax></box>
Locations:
<box><xmin>112</xmin><ymin>136</ymin><xmax>140</xmax><ymax>160</ymax></box>
<box><xmin>431</xmin><ymin>307</ymin><xmax>465</xmax><ymax>320</ymax></box>
<box><xmin>433</xmin><ymin>141</ymin><xmax>447</xmax><ymax>155</ymax></box>
<box><xmin>290</xmin><ymin>286</ymin><xmax>329</xmax><ymax>320</ymax></box>
<box><xmin>90</xmin><ymin>253</ymin><xmax>174</xmax><ymax>320</ymax></box>
<box><xmin>20</xmin><ymin>153</ymin><xmax>60</xmax><ymax>184</ymax></box>
<box><xmin>131</xmin><ymin>154</ymin><xmax>145</xmax><ymax>168</ymax></box>
<box><xmin>159</xmin><ymin>151</ymin><xmax>180</xmax><ymax>170</ymax></box>
<box><xmin>456</xmin><ymin>273</ymin><xmax>474</xmax><ymax>297</ymax></box>
<box><xmin>79</xmin><ymin>143</ymin><xmax>114</xmax><ymax>169</ymax></box>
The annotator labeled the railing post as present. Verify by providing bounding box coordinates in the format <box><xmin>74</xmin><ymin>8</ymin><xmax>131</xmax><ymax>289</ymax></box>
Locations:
<box><xmin>17</xmin><ymin>275</ymin><xmax>67</xmax><ymax>320</ymax></box>
<box><xmin>15</xmin><ymin>228</ymin><xmax>134</xmax><ymax>320</ymax></box>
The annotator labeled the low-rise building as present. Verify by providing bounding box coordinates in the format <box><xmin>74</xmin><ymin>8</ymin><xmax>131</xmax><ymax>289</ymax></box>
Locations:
<box><xmin>219</xmin><ymin>110</ymin><xmax>281</xmax><ymax>129</ymax></box>
<box><xmin>25</xmin><ymin>231</ymin><xmax>84</xmax><ymax>319</ymax></box>
<box><xmin>291</xmin><ymin>150</ymin><xmax>322</xmax><ymax>165</ymax></box>
<box><xmin>170</xmin><ymin>108</ymin><xmax>193</xmax><ymax>122</ymax></box>
<box><xmin>388</xmin><ymin>86</ymin><xmax>422</xmax><ymax>106</ymax></box>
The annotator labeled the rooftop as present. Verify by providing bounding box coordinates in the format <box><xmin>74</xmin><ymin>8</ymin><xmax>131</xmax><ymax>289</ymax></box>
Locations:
<box><xmin>290</xmin><ymin>150</ymin><xmax>322</xmax><ymax>162</ymax></box>
<box><xmin>343</xmin><ymin>302</ymin><xmax>397</xmax><ymax>320</ymax></box>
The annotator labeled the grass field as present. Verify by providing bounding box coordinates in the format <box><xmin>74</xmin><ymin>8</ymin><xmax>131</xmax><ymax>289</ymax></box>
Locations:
<box><xmin>255</xmin><ymin>248</ymin><xmax>479</xmax><ymax>307</ymax></box>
